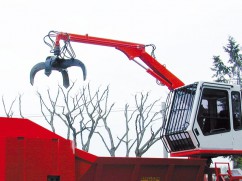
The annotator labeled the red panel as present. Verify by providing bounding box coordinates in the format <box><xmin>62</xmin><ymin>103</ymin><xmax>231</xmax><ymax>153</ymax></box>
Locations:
<box><xmin>58</xmin><ymin>139</ymin><xmax>75</xmax><ymax>180</ymax></box>
<box><xmin>75</xmin><ymin>148</ymin><xmax>97</xmax><ymax>163</ymax></box>
<box><xmin>5</xmin><ymin>137</ymin><xmax>75</xmax><ymax>181</ymax></box>
<box><xmin>171</xmin><ymin>149</ymin><xmax>242</xmax><ymax>158</ymax></box>
<box><xmin>0</xmin><ymin>138</ymin><xmax>6</xmax><ymax>180</ymax></box>
<box><xmin>0</xmin><ymin>118</ymin><xmax>207</xmax><ymax>181</ymax></box>
<box><xmin>0</xmin><ymin>117</ymin><xmax>62</xmax><ymax>139</ymax></box>
<box><xmin>75</xmin><ymin>149</ymin><xmax>97</xmax><ymax>181</ymax></box>
<box><xmin>6</xmin><ymin>137</ymin><xmax>26</xmax><ymax>180</ymax></box>
<box><xmin>76</xmin><ymin>157</ymin><xmax>206</xmax><ymax>181</ymax></box>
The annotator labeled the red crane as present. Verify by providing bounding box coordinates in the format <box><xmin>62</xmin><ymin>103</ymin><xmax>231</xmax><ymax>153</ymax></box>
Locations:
<box><xmin>30</xmin><ymin>31</ymin><xmax>184</xmax><ymax>90</ymax></box>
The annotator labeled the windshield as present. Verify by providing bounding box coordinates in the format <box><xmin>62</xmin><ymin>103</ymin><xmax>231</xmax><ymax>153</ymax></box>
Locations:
<box><xmin>164</xmin><ymin>83</ymin><xmax>197</xmax><ymax>134</ymax></box>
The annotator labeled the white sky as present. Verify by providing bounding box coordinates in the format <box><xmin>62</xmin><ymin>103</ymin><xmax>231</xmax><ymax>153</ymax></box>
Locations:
<box><xmin>0</xmin><ymin>0</ymin><xmax>242</xmax><ymax>157</ymax></box>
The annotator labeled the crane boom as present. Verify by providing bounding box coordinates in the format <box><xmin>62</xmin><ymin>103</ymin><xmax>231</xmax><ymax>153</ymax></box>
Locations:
<box><xmin>30</xmin><ymin>31</ymin><xmax>184</xmax><ymax>90</ymax></box>
<box><xmin>56</xmin><ymin>32</ymin><xmax>184</xmax><ymax>90</ymax></box>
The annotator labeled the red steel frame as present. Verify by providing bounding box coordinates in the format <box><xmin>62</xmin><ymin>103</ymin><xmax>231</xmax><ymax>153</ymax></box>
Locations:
<box><xmin>0</xmin><ymin>117</ymin><xmax>207</xmax><ymax>180</ymax></box>
<box><xmin>54</xmin><ymin>32</ymin><xmax>184</xmax><ymax>90</ymax></box>
<box><xmin>171</xmin><ymin>149</ymin><xmax>242</xmax><ymax>158</ymax></box>
<box><xmin>214</xmin><ymin>162</ymin><xmax>242</xmax><ymax>181</ymax></box>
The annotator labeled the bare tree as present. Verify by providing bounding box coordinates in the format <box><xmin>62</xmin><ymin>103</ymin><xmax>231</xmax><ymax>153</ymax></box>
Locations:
<box><xmin>89</xmin><ymin>85</ymin><xmax>121</xmax><ymax>156</ymax></box>
<box><xmin>54</xmin><ymin>83</ymin><xmax>85</xmax><ymax>147</ymax></box>
<box><xmin>99</xmin><ymin>103</ymin><xmax>137</xmax><ymax>157</ymax></box>
<box><xmin>96</xmin><ymin>92</ymin><xmax>162</xmax><ymax>157</ymax></box>
<box><xmin>35</xmin><ymin>82</ymin><xmax>162</xmax><ymax>157</ymax></box>
<box><xmin>122</xmin><ymin>103</ymin><xmax>137</xmax><ymax>156</ymax></box>
<box><xmin>122</xmin><ymin>92</ymin><xmax>162</xmax><ymax>157</ymax></box>
<box><xmin>2</xmin><ymin>94</ymin><xmax>24</xmax><ymax>118</ymax></box>
<box><xmin>35</xmin><ymin>82</ymin><xmax>115</xmax><ymax>152</ymax></box>
<box><xmin>2</xmin><ymin>95</ymin><xmax>16</xmax><ymax>117</ymax></box>
<box><xmin>18</xmin><ymin>93</ymin><xmax>25</xmax><ymax>118</ymax></box>
<box><xmin>80</xmin><ymin>84</ymin><xmax>115</xmax><ymax>152</ymax></box>
<box><xmin>134</xmin><ymin>92</ymin><xmax>162</xmax><ymax>157</ymax></box>
<box><xmin>37</xmin><ymin>88</ymin><xmax>60</xmax><ymax>133</ymax></box>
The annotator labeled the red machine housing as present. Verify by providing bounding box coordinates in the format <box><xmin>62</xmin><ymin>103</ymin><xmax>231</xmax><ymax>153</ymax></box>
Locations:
<box><xmin>0</xmin><ymin>117</ymin><xmax>207</xmax><ymax>181</ymax></box>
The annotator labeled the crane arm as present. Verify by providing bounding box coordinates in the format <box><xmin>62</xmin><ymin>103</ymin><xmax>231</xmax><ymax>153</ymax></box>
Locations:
<box><xmin>30</xmin><ymin>31</ymin><xmax>184</xmax><ymax>90</ymax></box>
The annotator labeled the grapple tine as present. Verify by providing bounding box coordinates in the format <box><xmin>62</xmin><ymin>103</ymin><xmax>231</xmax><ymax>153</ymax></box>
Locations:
<box><xmin>30</xmin><ymin>62</ymin><xmax>46</xmax><ymax>85</ymax></box>
<box><xmin>58</xmin><ymin>58</ymin><xmax>87</xmax><ymax>80</ymax></box>
<box><xmin>60</xmin><ymin>69</ymin><xmax>70</xmax><ymax>88</ymax></box>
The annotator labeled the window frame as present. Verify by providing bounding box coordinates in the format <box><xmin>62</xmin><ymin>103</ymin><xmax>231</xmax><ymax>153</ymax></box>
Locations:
<box><xmin>197</xmin><ymin>88</ymin><xmax>231</xmax><ymax>135</ymax></box>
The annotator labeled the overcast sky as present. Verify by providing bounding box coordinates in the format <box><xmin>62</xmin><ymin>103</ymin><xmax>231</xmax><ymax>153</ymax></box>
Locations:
<box><xmin>1</xmin><ymin>0</ymin><xmax>242</xmax><ymax>157</ymax></box>
<box><xmin>1</xmin><ymin>0</ymin><xmax>242</xmax><ymax>97</ymax></box>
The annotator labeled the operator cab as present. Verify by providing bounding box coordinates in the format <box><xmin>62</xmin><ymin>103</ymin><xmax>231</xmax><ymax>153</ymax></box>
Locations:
<box><xmin>161</xmin><ymin>81</ymin><xmax>242</xmax><ymax>158</ymax></box>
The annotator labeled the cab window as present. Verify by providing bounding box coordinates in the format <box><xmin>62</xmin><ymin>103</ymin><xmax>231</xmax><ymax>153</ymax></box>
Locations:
<box><xmin>197</xmin><ymin>88</ymin><xmax>230</xmax><ymax>135</ymax></box>
<box><xmin>232</xmin><ymin>91</ymin><xmax>242</xmax><ymax>130</ymax></box>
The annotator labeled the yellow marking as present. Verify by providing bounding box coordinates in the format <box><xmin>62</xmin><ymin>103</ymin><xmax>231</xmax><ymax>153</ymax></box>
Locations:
<box><xmin>140</xmin><ymin>177</ymin><xmax>160</xmax><ymax>181</ymax></box>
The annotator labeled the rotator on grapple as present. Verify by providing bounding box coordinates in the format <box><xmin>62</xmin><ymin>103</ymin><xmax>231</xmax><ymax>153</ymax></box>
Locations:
<box><xmin>30</xmin><ymin>31</ymin><xmax>87</xmax><ymax>88</ymax></box>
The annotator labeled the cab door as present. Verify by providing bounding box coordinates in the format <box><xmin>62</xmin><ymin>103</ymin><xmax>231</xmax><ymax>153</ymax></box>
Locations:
<box><xmin>231</xmin><ymin>91</ymin><xmax>242</xmax><ymax>149</ymax></box>
<box><xmin>194</xmin><ymin>87</ymin><xmax>233</xmax><ymax>150</ymax></box>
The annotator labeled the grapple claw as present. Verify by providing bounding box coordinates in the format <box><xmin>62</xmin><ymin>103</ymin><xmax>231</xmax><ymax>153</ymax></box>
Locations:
<box><xmin>57</xmin><ymin>58</ymin><xmax>87</xmax><ymax>80</ymax></box>
<box><xmin>30</xmin><ymin>56</ymin><xmax>87</xmax><ymax>88</ymax></box>
<box><xmin>30</xmin><ymin>62</ymin><xmax>45</xmax><ymax>85</ymax></box>
<box><xmin>60</xmin><ymin>69</ymin><xmax>70</xmax><ymax>88</ymax></box>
